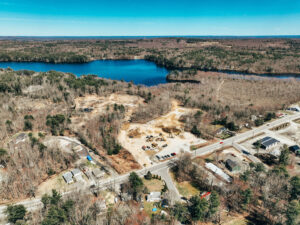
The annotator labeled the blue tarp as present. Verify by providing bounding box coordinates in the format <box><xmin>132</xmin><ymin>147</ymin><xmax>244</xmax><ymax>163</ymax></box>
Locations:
<box><xmin>87</xmin><ymin>155</ymin><xmax>92</xmax><ymax>161</ymax></box>
<box><xmin>152</xmin><ymin>208</ymin><xmax>157</xmax><ymax>212</ymax></box>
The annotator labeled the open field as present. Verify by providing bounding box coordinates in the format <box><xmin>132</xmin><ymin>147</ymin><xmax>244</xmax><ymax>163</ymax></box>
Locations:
<box><xmin>279</xmin><ymin>122</ymin><xmax>300</xmax><ymax>146</ymax></box>
<box><xmin>73</xmin><ymin>93</ymin><xmax>143</xmax><ymax>121</ymax></box>
<box><xmin>169</xmin><ymin>171</ymin><xmax>200</xmax><ymax>198</ymax></box>
<box><xmin>142</xmin><ymin>178</ymin><xmax>164</xmax><ymax>192</ymax></box>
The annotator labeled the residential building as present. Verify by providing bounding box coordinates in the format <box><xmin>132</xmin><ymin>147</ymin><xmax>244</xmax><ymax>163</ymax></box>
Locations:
<box><xmin>147</xmin><ymin>192</ymin><xmax>161</xmax><ymax>202</ymax></box>
<box><xmin>92</xmin><ymin>168</ymin><xmax>105</xmax><ymax>179</ymax></box>
<box><xmin>71</xmin><ymin>168</ymin><xmax>83</xmax><ymax>181</ymax></box>
<box><xmin>62</xmin><ymin>172</ymin><xmax>73</xmax><ymax>184</ymax></box>
<box><xmin>71</xmin><ymin>168</ymin><xmax>81</xmax><ymax>177</ymax></box>
<box><xmin>216</xmin><ymin>127</ymin><xmax>227</xmax><ymax>135</ymax></box>
<box><xmin>225</xmin><ymin>159</ymin><xmax>241</xmax><ymax>172</ymax></box>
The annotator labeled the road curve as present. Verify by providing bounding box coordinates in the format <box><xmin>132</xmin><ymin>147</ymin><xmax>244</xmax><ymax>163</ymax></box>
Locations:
<box><xmin>0</xmin><ymin>112</ymin><xmax>299</xmax><ymax>220</ymax></box>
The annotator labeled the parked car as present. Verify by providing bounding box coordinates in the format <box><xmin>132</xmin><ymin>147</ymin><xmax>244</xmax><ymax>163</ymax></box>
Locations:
<box><xmin>156</xmin><ymin>155</ymin><xmax>160</xmax><ymax>160</ymax></box>
<box><xmin>242</xmin><ymin>150</ymin><xmax>250</xmax><ymax>155</ymax></box>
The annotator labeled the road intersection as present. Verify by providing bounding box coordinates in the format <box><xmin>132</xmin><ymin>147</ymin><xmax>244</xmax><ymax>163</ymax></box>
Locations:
<box><xmin>1</xmin><ymin>112</ymin><xmax>299</xmax><ymax>221</ymax></box>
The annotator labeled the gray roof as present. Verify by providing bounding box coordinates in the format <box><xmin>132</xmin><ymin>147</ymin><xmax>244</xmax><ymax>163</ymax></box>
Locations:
<box><xmin>71</xmin><ymin>168</ymin><xmax>81</xmax><ymax>177</ymax></box>
<box><xmin>226</xmin><ymin>159</ymin><xmax>239</xmax><ymax>168</ymax></box>
<box><xmin>205</xmin><ymin>162</ymin><xmax>232</xmax><ymax>183</ymax></box>
<box><xmin>63</xmin><ymin>172</ymin><xmax>73</xmax><ymax>184</ymax></box>
<box><xmin>92</xmin><ymin>168</ymin><xmax>105</xmax><ymax>178</ymax></box>
<box><xmin>257</xmin><ymin>136</ymin><xmax>279</xmax><ymax>148</ymax></box>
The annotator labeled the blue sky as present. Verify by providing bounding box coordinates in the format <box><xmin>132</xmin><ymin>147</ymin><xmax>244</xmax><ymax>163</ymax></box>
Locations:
<box><xmin>0</xmin><ymin>0</ymin><xmax>299</xmax><ymax>36</ymax></box>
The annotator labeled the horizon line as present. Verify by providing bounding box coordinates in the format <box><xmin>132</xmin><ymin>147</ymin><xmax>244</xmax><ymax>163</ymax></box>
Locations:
<box><xmin>0</xmin><ymin>35</ymin><xmax>299</xmax><ymax>39</ymax></box>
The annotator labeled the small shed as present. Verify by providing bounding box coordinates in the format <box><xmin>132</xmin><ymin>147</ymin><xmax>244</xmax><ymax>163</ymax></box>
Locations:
<box><xmin>62</xmin><ymin>172</ymin><xmax>74</xmax><ymax>184</ymax></box>
<box><xmin>225</xmin><ymin>159</ymin><xmax>241</xmax><ymax>172</ymax></box>
<box><xmin>92</xmin><ymin>168</ymin><xmax>105</xmax><ymax>179</ymax></box>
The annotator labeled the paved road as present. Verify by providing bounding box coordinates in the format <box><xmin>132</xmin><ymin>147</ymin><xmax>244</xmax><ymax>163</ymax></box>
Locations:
<box><xmin>1</xmin><ymin>112</ymin><xmax>299</xmax><ymax>220</ymax></box>
<box><xmin>155</xmin><ymin>168</ymin><xmax>181</xmax><ymax>201</ymax></box>
<box><xmin>194</xmin><ymin>113</ymin><xmax>300</xmax><ymax>157</ymax></box>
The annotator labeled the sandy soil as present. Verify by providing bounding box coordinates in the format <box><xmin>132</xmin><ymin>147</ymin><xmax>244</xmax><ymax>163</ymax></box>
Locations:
<box><xmin>73</xmin><ymin>93</ymin><xmax>143</xmax><ymax>120</ymax></box>
<box><xmin>23</xmin><ymin>85</ymin><xmax>44</xmax><ymax>94</ymax></box>
<box><xmin>36</xmin><ymin>172</ymin><xmax>67</xmax><ymax>196</ymax></box>
<box><xmin>279</xmin><ymin>122</ymin><xmax>300</xmax><ymax>146</ymax></box>
<box><xmin>118</xmin><ymin>101</ymin><xmax>206</xmax><ymax>167</ymax></box>
<box><xmin>43</xmin><ymin>136</ymin><xmax>81</xmax><ymax>154</ymax></box>
<box><xmin>15</xmin><ymin>97</ymin><xmax>50</xmax><ymax>111</ymax></box>
<box><xmin>70</xmin><ymin>94</ymin><xmax>144</xmax><ymax>174</ymax></box>
<box><xmin>71</xmin><ymin>93</ymin><xmax>144</xmax><ymax>132</ymax></box>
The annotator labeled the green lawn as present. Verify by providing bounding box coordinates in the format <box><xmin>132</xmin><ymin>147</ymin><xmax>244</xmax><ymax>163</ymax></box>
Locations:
<box><xmin>169</xmin><ymin>172</ymin><xmax>200</xmax><ymax>198</ymax></box>
<box><xmin>143</xmin><ymin>201</ymin><xmax>161</xmax><ymax>217</ymax></box>
<box><xmin>143</xmin><ymin>178</ymin><xmax>164</xmax><ymax>192</ymax></box>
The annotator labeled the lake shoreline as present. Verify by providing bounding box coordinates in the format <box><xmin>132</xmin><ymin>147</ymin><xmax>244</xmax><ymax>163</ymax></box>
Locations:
<box><xmin>1</xmin><ymin>59</ymin><xmax>300</xmax><ymax>87</ymax></box>
<box><xmin>1</xmin><ymin>58</ymin><xmax>300</xmax><ymax>77</ymax></box>
<box><xmin>0</xmin><ymin>59</ymin><xmax>169</xmax><ymax>86</ymax></box>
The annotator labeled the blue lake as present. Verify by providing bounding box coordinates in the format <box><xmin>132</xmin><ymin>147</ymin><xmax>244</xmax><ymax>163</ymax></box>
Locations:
<box><xmin>0</xmin><ymin>60</ymin><xmax>299</xmax><ymax>85</ymax></box>
<box><xmin>0</xmin><ymin>60</ymin><xmax>169</xmax><ymax>86</ymax></box>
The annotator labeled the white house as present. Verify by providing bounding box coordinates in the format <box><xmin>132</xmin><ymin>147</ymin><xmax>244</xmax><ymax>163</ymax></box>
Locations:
<box><xmin>147</xmin><ymin>192</ymin><xmax>161</xmax><ymax>202</ymax></box>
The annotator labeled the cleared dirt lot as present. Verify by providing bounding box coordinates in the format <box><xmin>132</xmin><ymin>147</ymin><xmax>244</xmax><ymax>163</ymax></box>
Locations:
<box><xmin>73</xmin><ymin>93</ymin><xmax>143</xmax><ymax>122</ymax></box>
<box><xmin>118</xmin><ymin>101</ymin><xmax>206</xmax><ymax>167</ymax></box>
<box><xmin>70</xmin><ymin>94</ymin><xmax>143</xmax><ymax>173</ymax></box>
<box><xmin>279</xmin><ymin>122</ymin><xmax>300</xmax><ymax>146</ymax></box>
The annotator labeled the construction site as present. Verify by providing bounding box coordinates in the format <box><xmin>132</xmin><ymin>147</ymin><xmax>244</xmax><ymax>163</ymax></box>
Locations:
<box><xmin>118</xmin><ymin>101</ymin><xmax>206</xmax><ymax>167</ymax></box>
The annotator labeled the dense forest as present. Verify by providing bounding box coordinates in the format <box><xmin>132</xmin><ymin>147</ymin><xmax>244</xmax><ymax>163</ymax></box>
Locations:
<box><xmin>0</xmin><ymin>38</ymin><xmax>299</xmax><ymax>74</ymax></box>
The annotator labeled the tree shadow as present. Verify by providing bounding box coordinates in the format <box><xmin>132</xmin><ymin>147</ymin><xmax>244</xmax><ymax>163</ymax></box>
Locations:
<box><xmin>245</xmin><ymin>211</ymin><xmax>271</xmax><ymax>225</ymax></box>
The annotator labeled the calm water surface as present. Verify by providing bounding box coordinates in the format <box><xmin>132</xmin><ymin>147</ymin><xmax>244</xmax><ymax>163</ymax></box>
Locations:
<box><xmin>0</xmin><ymin>60</ymin><xmax>299</xmax><ymax>85</ymax></box>
<box><xmin>0</xmin><ymin>60</ymin><xmax>169</xmax><ymax>86</ymax></box>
